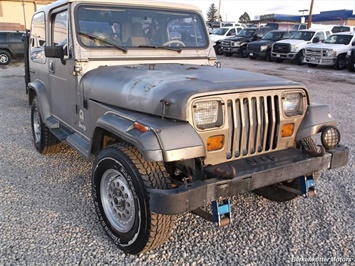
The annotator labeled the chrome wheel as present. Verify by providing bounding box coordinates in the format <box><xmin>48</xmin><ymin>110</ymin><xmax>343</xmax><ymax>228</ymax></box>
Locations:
<box><xmin>100</xmin><ymin>168</ymin><xmax>136</xmax><ymax>233</ymax></box>
<box><xmin>32</xmin><ymin>106</ymin><xmax>41</xmax><ymax>144</ymax></box>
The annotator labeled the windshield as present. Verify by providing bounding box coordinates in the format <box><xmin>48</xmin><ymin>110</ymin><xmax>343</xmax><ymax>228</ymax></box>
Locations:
<box><xmin>212</xmin><ymin>28</ymin><xmax>228</xmax><ymax>35</ymax></box>
<box><xmin>262</xmin><ymin>31</ymin><xmax>295</xmax><ymax>41</ymax></box>
<box><xmin>76</xmin><ymin>5</ymin><xmax>209</xmax><ymax>49</ymax></box>
<box><xmin>324</xmin><ymin>34</ymin><xmax>353</xmax><ymax>45</ymax></box>
<box><xmin>289</xmin><ymin>31</ymin><xmax>315</xmax><ymax>41</ymax></box>
<box><xmin>237</xmin><ymin>29</ymin><xmax>256</xmax><ymax>37</ymax></box>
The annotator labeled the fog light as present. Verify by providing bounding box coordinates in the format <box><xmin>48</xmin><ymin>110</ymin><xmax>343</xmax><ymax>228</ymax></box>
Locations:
<box><xmin>321</xmin><ymin>126</ymin><xmax>340</xmax><ymax>150</ymax></box>
<box><xmin>207</xmin><ymin>135</ymin><xmax>224</xmax><ymax>151</ymax></box>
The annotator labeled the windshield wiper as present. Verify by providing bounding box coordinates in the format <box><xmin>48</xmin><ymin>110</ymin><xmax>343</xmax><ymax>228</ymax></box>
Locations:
<box><xmin>138</xmin><ymin>45</ymin><xmax>182</xmax><ymax>53</ymax></box>
<box><xmin>78</xmin><ymin>31</ymin><xmax>127</xmax><ymax>53</ymax></box>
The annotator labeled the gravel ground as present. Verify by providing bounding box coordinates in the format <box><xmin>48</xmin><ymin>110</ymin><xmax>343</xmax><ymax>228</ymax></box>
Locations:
<box><xmin>0</xmin><ymin>57</ymin><xmax>354</xmax><ymax>265</ymax></box>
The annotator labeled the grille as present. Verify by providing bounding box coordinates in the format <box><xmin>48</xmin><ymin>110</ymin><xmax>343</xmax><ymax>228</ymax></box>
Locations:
<box><xmin>247</xmin><ymin>43</ymin><xmax>259</xmax><ymax>52</ymax></box>
<box><xmin>226</xmin><ymin>95</ymin><xmax>280</xmax><ymax>159</ymax></box>
<box><xmin>272</xmin><ymin>43</ymin><xmax>290</xmax><ymax>53</ymax></box>
<box><xmin>222</xmin><ymin>40</ymin><xmax>231</xmax><ymax>46</ymax></box>
<box><xmin>305</xmin><ymin>48</ymin><xmax>325</xmax><ymax>57</ymax></box>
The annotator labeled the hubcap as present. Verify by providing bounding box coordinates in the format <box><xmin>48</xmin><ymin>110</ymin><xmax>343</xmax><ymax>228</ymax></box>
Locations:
<box><xmin>0</xmin><ymin>54</ymin><xmax>9</xmax><ymax>64</ymax></box>
<box><xmin>33</xmin><ymin>107</ymin><xmax>41</xmax><ymax>144</ymax></box>
<box><xmin>101</xmin><ymin>168</ymin><xmax>135</xmax><ymax>233</ymax></box>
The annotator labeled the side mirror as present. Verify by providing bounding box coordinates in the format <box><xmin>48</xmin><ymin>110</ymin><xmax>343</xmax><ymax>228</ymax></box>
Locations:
<box><xmin>352</xmin><ymin>41</ymin><xmax>355</xmax><ymax>46</ymax></box>
<box><xmin>312</xmin><ymin>36</ymin><xmax>320</xmax><ymax>43</ymax></box>
<box><xmin>45</xmin><ymin>45</ymin><xmax>66</xmax><ymax>64</ymax></box>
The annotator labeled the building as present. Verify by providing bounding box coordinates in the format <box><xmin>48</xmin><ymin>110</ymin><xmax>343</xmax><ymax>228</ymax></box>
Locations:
<box><xmin>254</xmin><ymin>9</ymin><xmax>355</xmax><ymax>26</ymax></box>
<box><xmin>0</xmin><ymin>0</ymin><xmax>54</xmax><ymax>31</ymax></box>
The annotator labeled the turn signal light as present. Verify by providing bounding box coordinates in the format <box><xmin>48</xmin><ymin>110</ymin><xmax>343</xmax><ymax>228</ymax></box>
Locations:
<box><xmin>134</xmin><ymin>122</ymin><xmax>148</xmax><ymax>133</ymax></box>
<box><xmin>207</xmin><ymin>135</ymin><xmax>224</xmax><ymax>151</ymax></box>
<box><xmin>281</xmin><ymin>123</ymin><xmax>294</xmax><ymax>137</ymax></box>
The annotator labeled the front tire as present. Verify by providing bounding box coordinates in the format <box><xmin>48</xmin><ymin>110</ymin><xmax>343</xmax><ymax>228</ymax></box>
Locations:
<box><xmin>253</xmin><ymin>136</ymin><xmax>318</xmax><ymax>202</ymax></box>
<box><xmin>92</xmin><ymin>143</ymin><xmax>175</xmax><ymax>254</ymax></box>
<box><xmin>240</xmin><ymin>46</ymin><xmax>249</xmax><ymax>58</ymax></box>
<box><xmin>31</xmin><ymin>97</ymin><xmax>61</xmax><ymax>154</ymax></box>
<box><xmin>334</xmin><ymin>55</ymin><xmax>346</xmax><ymax>70</ymax></box>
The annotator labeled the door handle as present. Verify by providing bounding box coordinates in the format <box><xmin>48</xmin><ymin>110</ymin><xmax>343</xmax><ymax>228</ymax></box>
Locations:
<box><xmin>49</xmin><ymin>60</ymin><xmax>55</xmax><ymax>73</ymax></box>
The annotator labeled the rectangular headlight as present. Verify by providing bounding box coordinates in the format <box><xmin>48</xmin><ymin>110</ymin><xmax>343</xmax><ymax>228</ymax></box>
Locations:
<box><xmin>193</xmin><ymin>100</ymin><xmax>224</xmax><ymax>130</ymax></box>
<box><xmin>282</xmin><ymin>93</ymin><xmax>303</xmax><ymax>117</ymax></box>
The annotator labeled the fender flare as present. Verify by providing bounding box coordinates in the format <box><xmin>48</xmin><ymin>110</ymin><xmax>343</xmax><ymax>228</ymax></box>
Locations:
<box><xmin>28</xmin><ymin>79</ymin><xmax>51</xmax><ymax>121</ymax></box>
<box><xmin>296</xmin><ymin>104</ymin><xmax>336</xmax><ymax>141</ymax></box>
<box><xmin>95</xmin><ymin>112</ymin><xmax>206</xmax><ymax>162</ymax></box>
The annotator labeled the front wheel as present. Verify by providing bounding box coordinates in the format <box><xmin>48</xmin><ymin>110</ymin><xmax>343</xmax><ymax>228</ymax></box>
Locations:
<box><xmin>31</xmin><ymin>97</ymin><xmax>61</xmax><ymax>154</ymax></box>
<box><xmin>296</xmin><ymin>51</ymin><xmax>305</xmax><ymax>65</ymax></box>
<box><xmin>240</xmin><ymin>46</ymin><xmax>249</xmax><ymax>58</ymax></box>
<box><xmin>214</xmin><ymin>44</ymin><xmax>223</xmax><ymax>55</ymax></box>
<box><xmin>334</xmin><ymin>55</ymin><xmax>346</xmax><ymax>70</ymax></box>
<box><xmin>92</xmin><ymin>143</ymin><xmax>175</xmax><ymax>254</ymax></box>
<box><xmin>253</xmin><ymin>136</ymin><xmax>318</xmax><ymax>202</ymax></box>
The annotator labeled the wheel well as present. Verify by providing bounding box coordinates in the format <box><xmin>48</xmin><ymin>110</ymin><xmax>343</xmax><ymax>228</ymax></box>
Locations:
<box><xmin>91</xmin><ymin>127</ymin><xmax>125</xmax><ymax>156</ymax></box>
<box><xmin>28</xmin><ymin>88</ymin><xmax>36</xmax><ymax>105</ymax></box>
<box><xmin>0</xmin><ymin>49</ymin><xmax>12</xmax><ymax>56</ymax></box>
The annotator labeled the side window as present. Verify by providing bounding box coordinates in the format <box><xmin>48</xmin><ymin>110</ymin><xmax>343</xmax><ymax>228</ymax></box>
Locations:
<box><xmin>52</xmin><ymin>10</ymin><xmax>70</xmax><ymax>58</ymax></box>
<box><xmin>229</xmin><ymin>29</ymin><xmax>236</xmax><ymax>35</ymax></box>
<box><xmin>315</xmin><ymin>32</ymin><xmax>325</xmax><ymax>41</ymax></box>
<box><xmin>30</xmin><ymin>12</ymin><xmax>46</xmax><ymax>64</ymax></box>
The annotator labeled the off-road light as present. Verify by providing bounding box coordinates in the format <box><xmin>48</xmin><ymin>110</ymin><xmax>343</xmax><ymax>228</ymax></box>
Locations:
<box><xmin>321</xmin><ymin>126</ymin><xmax>340</xmax><ymax>150</ymax></box>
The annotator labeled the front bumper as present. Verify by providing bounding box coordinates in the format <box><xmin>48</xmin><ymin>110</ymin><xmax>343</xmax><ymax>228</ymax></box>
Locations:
<box><xmin>304</xmin><ymin>56</ymin><xmax>335</xmax><ymax>66</ymax></box>
<box><xmin>150</xmin><ymin>145</ymin><xmax>348</xmax><ymax>214</ymax></box>
<box><xmin>271</xmin><ymin>52</ymin><xmax>297</xmax><ymax>60</ymax></box>
<box><xmin>222</xmin><ymin>46</ymin><xmax>242</xmax><ymax>54</ymax></box>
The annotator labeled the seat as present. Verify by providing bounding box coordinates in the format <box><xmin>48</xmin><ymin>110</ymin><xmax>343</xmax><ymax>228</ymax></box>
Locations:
<box><xmin>122</xmin><ymin>22</ymin><xmax>149</xmax><ymax>46</ymax></box>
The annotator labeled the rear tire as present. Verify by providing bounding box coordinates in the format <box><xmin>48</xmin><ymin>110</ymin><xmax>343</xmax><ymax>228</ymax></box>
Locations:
<box><xmin>0</xmin><ymin>50</ymin><xmax>11</xmax><ymax>65</ymax></box>
<box><xmin>31</xmin><ymin>97</ymin><xmax>61</xmax><ymax>154</ymax></box>
<box><xmin>253</xmin><ymin>136</ymin><xmax>318</xmax><ymax>202</ymax></box>
<box><xmin>92</xmin><ymin>143</ymin><xmax>175</xmax><ymax>254</ymax></box>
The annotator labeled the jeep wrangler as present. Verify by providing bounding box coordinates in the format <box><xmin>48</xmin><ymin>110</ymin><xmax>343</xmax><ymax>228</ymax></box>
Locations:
<box><xmin>24</xmin><ymin>0</ymin><xmax>348</xmax><ymax>255</ymax></box>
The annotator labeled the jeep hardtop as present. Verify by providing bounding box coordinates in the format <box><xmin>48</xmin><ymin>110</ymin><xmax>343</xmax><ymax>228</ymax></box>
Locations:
<box><xmin>24</xmin><ymin>0</ymin><xmax>348</xmax><ymax>255</ymax></box>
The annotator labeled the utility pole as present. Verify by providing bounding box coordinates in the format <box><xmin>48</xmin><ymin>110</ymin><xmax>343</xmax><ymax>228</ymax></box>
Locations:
<box><xmin>307</xmin><ymin>0</ymin><xmax>314</xmax><ymax>29</ymax></box>
<box><xmin>218</xmin><ymin>0</ymin><xmax>221</xmax><ymax>22</ymax></box>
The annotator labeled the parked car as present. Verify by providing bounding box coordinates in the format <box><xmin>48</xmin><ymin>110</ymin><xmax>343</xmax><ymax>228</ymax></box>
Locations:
<box><xmin>304</xmin><ymin>32</ymin><xmax>355</xmax><ymax>70</ymax></box>
<box><xmin>332</xmin><ymin>25</ymin><xmax>355</xmax><ymax>33</ymax></box>
<box><xmin>0</xmin><ymin>30</ymin><xmax>25</xmax><ymax>65</ymax></box>
<box><xmin>220</xmin><ymin>27</ymin><xmax>273</xmax><ymax>57</ymax></box>
<box><xmin>246</xmin><ymin>30</ymin><xmax>296</xmax><ymax>61</ymax></box>
<box><xmin>271</xmin><ymin>29</ymin><xmax>331</xmax><ymax>64</ymax></box>
<box><xmin>210</xmin><ymin>27</ymin><xmax>242</xmax><ymax>55</ymax></box>
<box><xmin>346</xmin><ymin>47</ymin><xmax>355</xmax><ymax>72</ymax></box>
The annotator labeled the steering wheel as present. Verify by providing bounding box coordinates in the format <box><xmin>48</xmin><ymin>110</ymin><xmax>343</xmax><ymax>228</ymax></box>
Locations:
<box><xmin>162</xmin><ymin>40</ymin><xmax>186</xmax><ymax>47</ymax></box>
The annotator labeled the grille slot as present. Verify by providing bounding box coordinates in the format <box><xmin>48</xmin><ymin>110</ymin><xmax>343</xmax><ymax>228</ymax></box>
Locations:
<box><xmin>227</xmin><ymin>95</ymin><xmax>280</xmax><ymax>159</ymax></box>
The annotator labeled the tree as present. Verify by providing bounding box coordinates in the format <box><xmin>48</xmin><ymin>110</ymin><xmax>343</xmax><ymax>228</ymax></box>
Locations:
<box><xmin>206</xmin><ymin>3</ymin><xmax>218</xmax><ymax>22</ymax></box>
<box><xmin>239</xmin><ymin>12</ymin><xmax>251</xmax><ymax>23</ymax></box>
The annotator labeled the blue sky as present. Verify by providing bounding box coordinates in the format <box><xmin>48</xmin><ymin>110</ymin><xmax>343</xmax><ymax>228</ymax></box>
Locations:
<box><xmin>163</xmin><ymin>0</ymin><xmax>355</xmax><ymax>21</ymax></box>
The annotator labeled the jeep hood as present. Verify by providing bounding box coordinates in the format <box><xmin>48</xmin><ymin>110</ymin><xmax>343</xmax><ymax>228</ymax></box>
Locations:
<box><xmin>81</xmin><ymin>64</ymin><xmax>301</xmax><ymax>121</ymax></box>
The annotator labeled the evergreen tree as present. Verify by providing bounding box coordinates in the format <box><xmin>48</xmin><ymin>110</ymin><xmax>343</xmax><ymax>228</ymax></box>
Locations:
<box><xmin>206</xmin><ymin>3</ymin><xmax>218</xmax><ymax>22</ymax></box>
<box><xmin>239</xmin><ymin>12</ymin><xmax>251</xmax><ymax>23</ymax></box>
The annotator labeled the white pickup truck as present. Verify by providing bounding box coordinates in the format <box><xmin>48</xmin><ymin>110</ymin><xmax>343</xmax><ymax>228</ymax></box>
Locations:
<box><xmin>304</xmin><ymin>32</ymin><xmax>355</xmax><ymax>70</ymax></box>
<box><xmin>271</xmin><ymin>29</ymin><xmax>331</xmax><ymax>65</ymax></box>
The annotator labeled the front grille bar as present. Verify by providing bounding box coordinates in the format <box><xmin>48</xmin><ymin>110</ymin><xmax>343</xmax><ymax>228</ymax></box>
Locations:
<box><xmin>227</xmin><ymin>95</ymin><xmax>280</xmax><ymax>159</ymax></box>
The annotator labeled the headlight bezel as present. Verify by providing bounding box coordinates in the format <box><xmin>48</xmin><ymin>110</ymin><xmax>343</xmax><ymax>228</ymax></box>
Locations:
<box><xmin>192</xmin><ymin>99</ymin><xmax>225</xmax><ymax>130</ymax></box>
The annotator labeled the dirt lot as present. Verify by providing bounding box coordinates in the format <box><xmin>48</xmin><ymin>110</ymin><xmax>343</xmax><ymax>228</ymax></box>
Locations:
<box><xmin>1</xmin><ymin>57</ymin><xmax>354</xmax><ymax>265</ymax></box>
